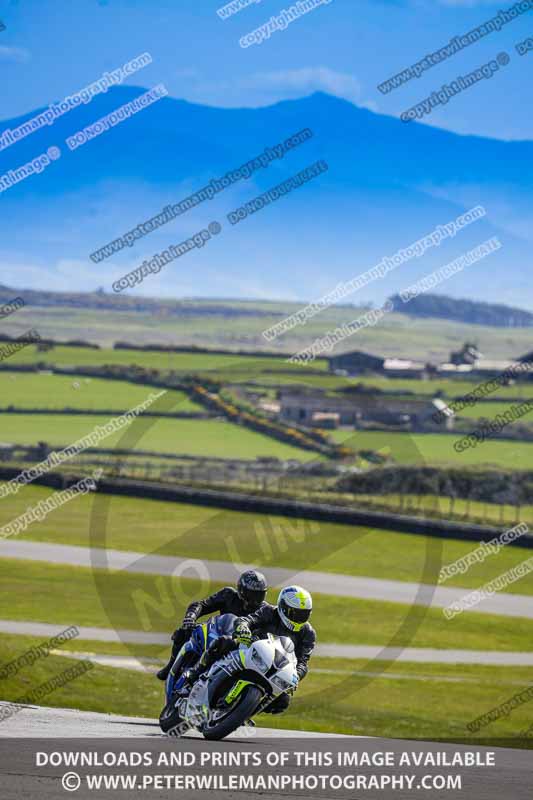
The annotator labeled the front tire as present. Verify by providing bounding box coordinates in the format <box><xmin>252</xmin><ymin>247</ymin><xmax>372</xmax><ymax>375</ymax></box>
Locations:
<box><xmin>203</xmin><ymin>685</ymin><xmax>263</xmax><ymax>741</ymax></box>
<box><xmin>159</xmin><ymin>698</ymin><xmax>184</xmax><ymax>734</ymax></box>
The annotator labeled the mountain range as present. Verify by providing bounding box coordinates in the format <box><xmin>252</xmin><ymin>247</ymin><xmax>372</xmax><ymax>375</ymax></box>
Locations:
<box><xmin>0</xmin><ymin>88</ymin><xmax>531</xmax><ymax>307</ymax></box>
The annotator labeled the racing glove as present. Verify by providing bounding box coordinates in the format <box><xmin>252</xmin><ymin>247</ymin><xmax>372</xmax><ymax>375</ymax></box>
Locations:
<box><xmin>181</xmin><ymin>615</ymin><xmax>196</xmax><ymax>631</ymax></box>
<box><xmin>233</xmin><ymin>622</ymin><xmax>252</xmax><ymax>646</ymax></box>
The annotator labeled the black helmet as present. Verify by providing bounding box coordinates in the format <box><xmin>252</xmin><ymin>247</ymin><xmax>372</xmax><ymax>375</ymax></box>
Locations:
<box><xmin>237</xmin><ymin>570</ymin><xmax>268</xmax><ymax>612</ymax></box>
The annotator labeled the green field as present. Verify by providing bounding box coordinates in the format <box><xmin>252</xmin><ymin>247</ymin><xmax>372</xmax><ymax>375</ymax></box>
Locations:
<box><xmin>1</xmin><ymin>634</ymin><xmax>531</xmax><ymax>742</ymax></box>
<box><xmin>5</xmin><ymin>300</ymin><xmax>533</xmax><ymax>361</ymax></box>
<box><xmin>0</xmin><ymin>413</ymin><xmax>310</xmax><ymax>460</ymax></box>
<box><xmin>4</xmin><ymin>342</ymin><xmax>322</xmax><ymax>375</ymax></box>
<box><xmin>4</xmin><ymin>483</ymin><xmax>533</xmax><ymax>595</ymax></box>
<box><xmin>244</xmin><ymin>372</ymin><xmax>532</xmax><ymax>403</ymax></box>
<box><xmin>319</xmin><ymin>375</ymin><xmax>532</xmax><ymax>401</ymax></box>
<box><xmin>2</xmin><ymin>399</ymin><xmax>530</xmax><ymax>469</ymax></box>
<box><xmin>332</xmin><ymin>429</ymin><xmax>533</xmax><ymax>469</ymax></box>
<box><xmin>0</xmin><ymin>367</ymin><xmax>529</xmax><ymax>472</ymax></box>
<box><xmin>0</xmin><ymin>372</ymin><xmax>201</xmax><ymax>412</ymax></box>
<box><xmin>3</xmin><ymin>344</ymin><xmax>529</xmax><ymax>441</ymax></box>
<box><xmin>3</xmin><ymin>340</ymin><xmax>532</xmax><ymax>401</ymax></box>
<box><xmin>1</xmin><ymin>558</ymin><xmax>532</xmax><ymax>651</ymax></box>
<box><xmin>457</xmin><ymin>402</ymin><xmax>532</xmax><ymax>420</ymax></box>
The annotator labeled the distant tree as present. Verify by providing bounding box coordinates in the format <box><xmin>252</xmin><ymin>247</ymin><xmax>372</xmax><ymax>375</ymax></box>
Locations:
<box><xmin>388</xmin><ymin>293</ymin><xmax>533</xmax><ymax>327</ymax></box>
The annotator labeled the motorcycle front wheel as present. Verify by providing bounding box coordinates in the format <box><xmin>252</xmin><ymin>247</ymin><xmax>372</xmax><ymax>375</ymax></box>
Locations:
<box><xmin>202</xmin><ymin>685</ymin><xmax>263</xmax><ymax>741</ymax></box>
<box><xmin>159</xmin><ymin>698</ymin><xmax>184</xmax><ymax>734</ymax></box>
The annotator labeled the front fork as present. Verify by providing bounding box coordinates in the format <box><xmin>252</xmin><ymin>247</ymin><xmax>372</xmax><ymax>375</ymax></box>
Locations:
<box><xmin>166</xmin><ymin>644</ymin><xmax>197</xmax><ymax>701</ymax></box>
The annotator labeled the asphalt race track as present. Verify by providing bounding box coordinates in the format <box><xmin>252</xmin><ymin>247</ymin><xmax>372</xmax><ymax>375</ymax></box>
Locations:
<box><xmin>0</xmin><ymin>702</ymin><xmax>344</xmax><ymax>739</ymax></box>
<box><xmin>0</xmin><ymin>705</ymin><xmax>532</xmax><ymax>799</ymax></box>
<box><xmin>3</xmin><ymin>539</ymin><xmax>533</xmax><ymax>619</ymax></box>
<box><xmin>2</xmin><ymin>618</ymin><xmax>533</xmax><ymax>665</ymax></box>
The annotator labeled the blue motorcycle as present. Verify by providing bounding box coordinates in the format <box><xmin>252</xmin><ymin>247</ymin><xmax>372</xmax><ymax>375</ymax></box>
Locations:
<box><xmin>160</xmin><ymin>613</ymin><xmax>238</xmax><ymax>733</ymax></box>
<box><xmin>159</xmin><ymin>617</ymin><xmax>299</xmax><ymax>740</ymax></box>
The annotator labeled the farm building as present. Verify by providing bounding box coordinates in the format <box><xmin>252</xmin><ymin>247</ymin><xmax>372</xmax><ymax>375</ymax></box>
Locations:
<box><xmin>327</xmin><ymin>345</ymin><xmax>533</xmax><ymax>381</ymax></box>
<box><xmin>328</xmin><ymin>349</ymin><xmax>429</xmax><ymax>379</ymax></box>
<box><xmin>449</xmin><ymin>342</ymin><xmax>482</xmax><ymax>365</ymax></box>
<box><xmin>382</xmin><ymin>358</ymin><xmax>430</xmax><ymax>379</ymax></box>
<box><xmin>278</xmin><ymin>391</ymin><xmax>453</xmax><ymax>431</ymax></box>
<box><xmin>328</xmin><ymin>349</ymin><xmax>385</xmax><ymax>375</ymax></box>
<box><xmin>438</xmin><ymin>352</ymin><xmax>533</xmax><ymax>380</ymax></box>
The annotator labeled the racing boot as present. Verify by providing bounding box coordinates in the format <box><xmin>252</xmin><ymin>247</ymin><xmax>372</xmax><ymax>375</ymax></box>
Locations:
<box><xmin>182</xmin><ymin>664</ymin><xmax>204</xmax><ymax>689</ymax></box>
<box><xmin>156</xmin><ymin>640</ymin><xmax>181</xmax><ymax>681</ymax></box>
<box><xmin>157</xmin><ymin>627</ymin><xmax>191</xmax><ymax>681</ymax></box>
<box><xmin>156</xmin><ymin>659</ymin><xmax>174</xmax><ymax>682</ymax></box>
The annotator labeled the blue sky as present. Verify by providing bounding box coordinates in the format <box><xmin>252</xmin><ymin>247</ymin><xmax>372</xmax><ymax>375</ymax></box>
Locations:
<box><xmin>1</xmin><ymin>0</ymin><xmax>532</xmax><ymax>140</ymax></box>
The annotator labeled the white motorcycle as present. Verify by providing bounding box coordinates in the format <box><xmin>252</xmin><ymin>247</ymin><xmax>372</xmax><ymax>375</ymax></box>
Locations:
<box><xmin>160</xmin><ymin>633</ymin><xmax>298</xmax><ymax>740</ymax></box>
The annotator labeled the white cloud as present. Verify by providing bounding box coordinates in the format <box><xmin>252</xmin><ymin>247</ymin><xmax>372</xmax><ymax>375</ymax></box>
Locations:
<box><xmin>238</xmin><ymin>67</ymin><xmax>363</xmax><ymax>103</ymax></box>
<box><xmin>0</xmin><ymin>46</ymin><xmax>30</xmax><ymax>63</ymax></box>
<box><xmin>172</xmin><ymin>66</ymin><xmax>376</xmax><ymax>111</ymax></box>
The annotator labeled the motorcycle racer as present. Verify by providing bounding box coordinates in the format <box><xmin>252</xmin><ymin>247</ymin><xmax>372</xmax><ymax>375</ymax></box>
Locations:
<box><xmin>157</xmin><ymin>569</ymin><xmax>269</xmax><ymax>681</ymax></box>
<box><xmin>184</xmin><ymin>585</ymin><xmax>315</xmax><ymax>715</ymax></box>
<box><xmin>242</xmin><ymin>585</ymin><xmax>315</xmax><ymax>672</ymax></box>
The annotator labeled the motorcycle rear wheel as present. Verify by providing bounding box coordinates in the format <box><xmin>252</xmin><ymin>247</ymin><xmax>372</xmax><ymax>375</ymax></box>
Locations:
<box><xmin>202</xmin><ymin>685</ymin><xmax>263</xmax><ymax>741</ymax></box>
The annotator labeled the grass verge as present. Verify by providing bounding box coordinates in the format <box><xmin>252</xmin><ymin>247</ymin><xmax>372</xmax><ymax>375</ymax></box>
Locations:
<box><xmin>1</xmin><ymin>634</ymin><xmax>531</xmax><ymax>745</ymax></box>
<box><xmin>1</xmin><ymin>558</ymin><xmax>532</xmax><ymax>652</ymax></box>
<box><xmin>4</xmin><ymin>483</ymin><xmax>533</xmax><ymax>595</ymax></box>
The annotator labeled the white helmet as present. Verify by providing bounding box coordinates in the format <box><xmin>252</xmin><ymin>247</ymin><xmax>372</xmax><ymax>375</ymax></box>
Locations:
<box><xmin>277</xmin><ymin>585</ymin><xmax>312</xmax><ymax>632</ymax></box>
